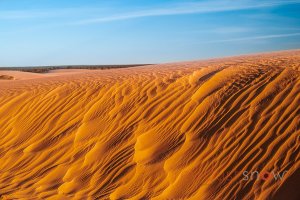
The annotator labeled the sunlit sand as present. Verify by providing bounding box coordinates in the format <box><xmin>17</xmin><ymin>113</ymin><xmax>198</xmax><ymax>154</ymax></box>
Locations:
<box><xmin>0</xmin><ymin>50</ymin><xmax>299</xmax><ymax>199</ymax></box>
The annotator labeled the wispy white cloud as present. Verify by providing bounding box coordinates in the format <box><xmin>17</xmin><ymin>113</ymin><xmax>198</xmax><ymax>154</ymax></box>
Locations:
<box><xmin>1</xmin><ymin>0</ymin><xmax>299</xmax><ymax>23</ymax></box>
<box><xmin>204</xmin><ymin>32</ymin><xmax>300</xmax><ymax>43</ymax></box>
<box><xmin>180</xmin><ymin>27</ymin><xmax>254</xmax><ymax>35</ymax></box>
<box><xmin>211</xmin><ymin>27</ymin><xmax>254</xmax><ymax>34</ymax></box>
<box><xmin>73</xmin><ymin>0</ymin><xmax>300</xmax><ymax>25</ymax></box>
<box><xmin>0</xmin><ymin>7</ymin><xmax>103</xmax><ymax>20</ymax></box>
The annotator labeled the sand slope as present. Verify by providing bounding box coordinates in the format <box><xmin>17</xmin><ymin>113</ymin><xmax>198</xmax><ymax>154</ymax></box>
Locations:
<box><xmin>0</xmin><ymin>50</ymin><xmax>299</xmax><ymax>200</ymax></box>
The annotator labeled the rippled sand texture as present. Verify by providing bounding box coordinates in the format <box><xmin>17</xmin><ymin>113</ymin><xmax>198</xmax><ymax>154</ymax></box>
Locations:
<box><xmin>0</xmin><ymin>50</ymin><xmax>300</xmax><ymax>200</ymax></box>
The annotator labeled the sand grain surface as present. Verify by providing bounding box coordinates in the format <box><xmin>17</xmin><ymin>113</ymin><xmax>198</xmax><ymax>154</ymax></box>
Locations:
<box><xmin>0</xmin><ymin>50</ymin><xmax>299</xmax><ymax>199</ymax></box>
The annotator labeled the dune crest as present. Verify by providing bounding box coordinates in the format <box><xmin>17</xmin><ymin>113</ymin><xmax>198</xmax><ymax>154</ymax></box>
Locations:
<box><xmin>0</xmin><ymin>50</ymin><xmax>299</xmax><ymax>200</ymax></box>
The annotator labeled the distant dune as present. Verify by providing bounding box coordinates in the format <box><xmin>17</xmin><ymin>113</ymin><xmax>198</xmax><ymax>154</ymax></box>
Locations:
<box><xmin>0</xmin><ymin>64</ymin><xmax>151</xmax><ymax>74</ymax></box>
<box><xmin>0</xmin><ymin>50</ymin><xmax>299</xmax><ymax>200</ymax></box>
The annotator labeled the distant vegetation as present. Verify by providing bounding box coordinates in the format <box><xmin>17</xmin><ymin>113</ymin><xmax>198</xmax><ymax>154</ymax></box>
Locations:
<box><xmin>0</xmin><ymin>75</ymin><xmax>14</xmax><ymax>80</ymax></box>
<box><xmin>0</xmin><ymin>64</ymin><xmax>152</xmax><ymax>73</ymax></box>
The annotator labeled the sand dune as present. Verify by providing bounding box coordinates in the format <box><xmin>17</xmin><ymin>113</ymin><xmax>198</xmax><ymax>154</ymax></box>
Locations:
<box><xmin>0</xmin><ymin>50</ymin><xmax>299</xmax><ymax>199</ymax></box>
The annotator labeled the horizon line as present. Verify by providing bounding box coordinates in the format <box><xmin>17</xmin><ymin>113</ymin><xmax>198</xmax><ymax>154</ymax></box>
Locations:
<box><xmin>1</xmin><ymin>48</ymin><xmax>299</xmax><ymax>68</ymax></box>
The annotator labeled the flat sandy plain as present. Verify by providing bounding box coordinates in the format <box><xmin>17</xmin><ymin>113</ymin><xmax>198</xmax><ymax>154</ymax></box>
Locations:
<box><xmin>0</xmin><ymin>50</ymin><xmax>299</xmax><ymax>199</ymax></box>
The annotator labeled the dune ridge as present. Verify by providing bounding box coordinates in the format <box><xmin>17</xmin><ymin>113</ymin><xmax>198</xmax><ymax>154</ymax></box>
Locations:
<box><xmin>0</xmin><ymin>50</ymin><xmax>299</xmax><ymax>199</ymax></box>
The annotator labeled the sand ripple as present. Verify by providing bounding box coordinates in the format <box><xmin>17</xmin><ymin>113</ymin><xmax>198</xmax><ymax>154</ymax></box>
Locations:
<box><xmin>0</xmin><ymin>50</ymin><xmax>299</xmax><ymax>199</ymax></box>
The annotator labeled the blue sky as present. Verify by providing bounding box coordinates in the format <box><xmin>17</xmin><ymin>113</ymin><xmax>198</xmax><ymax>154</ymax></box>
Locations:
<box><xmin>0</xmin><ymin>0</ymin><xmax>300</xmax><ymax>67</ymax></box>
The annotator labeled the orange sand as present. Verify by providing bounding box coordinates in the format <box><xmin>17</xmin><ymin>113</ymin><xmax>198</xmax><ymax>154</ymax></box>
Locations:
<box><xmin>0</xmin><ymin>50</ymin><xmax>299</xmax><ymax>199</ymax></box>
